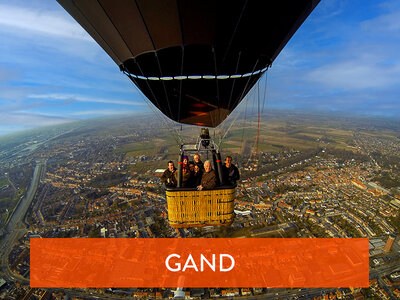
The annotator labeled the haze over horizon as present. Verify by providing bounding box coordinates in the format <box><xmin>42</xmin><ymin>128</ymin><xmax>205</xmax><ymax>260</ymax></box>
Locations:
<box><xmin>1</xmin><ymin>0</ymin><xmax>400</xmax><ymax>135</ymax></box>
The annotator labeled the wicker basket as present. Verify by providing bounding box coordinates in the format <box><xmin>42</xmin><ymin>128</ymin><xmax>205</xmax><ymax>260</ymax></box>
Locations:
<box><xmin>166</xmin><ymin>187</ymin><xmax>235</xmax><ymax>228</ymax></box>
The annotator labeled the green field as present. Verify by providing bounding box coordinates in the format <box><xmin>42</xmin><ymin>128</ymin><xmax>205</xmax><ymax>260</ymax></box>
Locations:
<box><xmin>113</xmin><ymin>112</ymin><xmax>399</xmax><ymax>160</ymax></box>
<box><xmin>0</xmin><ymin>178</ymin><xmax>9</xmax><ymax>188</ymax></box>
<box><xmin>0</xmin><ymin>197</ymin><xmax>12</xmax><ymax>206</ymax></box>
<box><xmin>115</xmin><ymin>142</ymin><xmax>156</xmax><ymax>155</ymax></box>
<box><xmin>216</xmin><ymin>121</ymin><xmax>357</xmax><ymax>154</ymax></box>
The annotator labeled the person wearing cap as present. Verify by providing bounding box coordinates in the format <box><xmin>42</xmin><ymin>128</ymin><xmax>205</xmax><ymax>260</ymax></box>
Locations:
<box><xmin>182</xmin><ymin>155</ymin><xmax>189</xmax><ymax>168</ymax></box>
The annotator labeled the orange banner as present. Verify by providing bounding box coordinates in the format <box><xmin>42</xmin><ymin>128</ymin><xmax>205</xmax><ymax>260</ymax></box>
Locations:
<box><xmin>30</xmin><ymin>238</ymin><xmax>369</xmax><ymax>288</ymax></box>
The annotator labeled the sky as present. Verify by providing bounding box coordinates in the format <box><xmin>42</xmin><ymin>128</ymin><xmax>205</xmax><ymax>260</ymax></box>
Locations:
<box><xmin>0</xmin><ymin>0</ymin><xmax>399</xmax><ymax>136</ymax></box>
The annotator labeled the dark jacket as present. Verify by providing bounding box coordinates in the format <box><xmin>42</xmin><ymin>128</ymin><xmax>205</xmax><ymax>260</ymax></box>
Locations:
<box><xmin>192</xmin><ymin>170</ymin><xmax>203</xmax><ymax>187</ymax></box>
<box><xmin>161</xmin><ymin>168</ymin><xmax>177</xmax><ymax>187</ymax></box>
<box><xmin>175</xmin><ymin>168</ymin><xmax>193</xmax><ymax>188</ymax></box>
<box><xmin>200</xmin><ymin>169</ymin><xmax>217</xmax><ymax>190</ymax></box>
<box><xmin>194</xmin><ymin>160</ymin><xmax>204</xmax><ymax>171</ymax></box>
<box><xmin>222</xmin><ymin>164</ymin><xmax>240</xmax><ymax>185</ymax></box>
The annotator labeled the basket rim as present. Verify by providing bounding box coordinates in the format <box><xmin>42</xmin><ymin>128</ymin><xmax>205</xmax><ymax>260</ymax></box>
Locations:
<box><xmin>165</xmin><ymin>184</ymin><xmax>236</xmax><ymax>192</ymax></box>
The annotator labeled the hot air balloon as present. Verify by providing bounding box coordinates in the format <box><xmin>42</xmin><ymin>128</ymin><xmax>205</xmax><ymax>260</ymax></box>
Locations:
<box><xmin>58</xmin><ymin>0</ymin><xmax>320</xmax><ymax>227</ymax></box>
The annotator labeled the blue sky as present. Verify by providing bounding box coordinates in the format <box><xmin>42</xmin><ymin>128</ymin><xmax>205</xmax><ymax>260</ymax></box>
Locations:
<box><xmin>0</xmin><ymin>0</ymin><xmax>399</xmax><ymax>135</ymax></box>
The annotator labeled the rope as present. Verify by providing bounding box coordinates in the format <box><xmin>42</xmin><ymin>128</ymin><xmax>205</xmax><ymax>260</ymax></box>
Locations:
<box><xmin>134</xmin><ymin>0</ymin><xmax>175</xmax><ymax>121</ymax></box>
<box><xmin>248</xmin><ymin>70</ymin><xmax>269</xmax><ymax>179</ymax></box>
<box><xmin>221</xmin><ymin>0</ymin><xmax>248</xmax><ymax>65</ymax></box>
<box><xmin>217</xmin><ymin>84</ymin><xmax>253</xmax><ymax>150</ymax></box>
<box><xmin>261</xmin><ymin>69</ymin><xmax>268</xmax><ymax>115</ymax></box>
<box><xmin>217</xmin><ymin>101</ymin><xmax>243</xmax><ymax>146</ymax></box>
<box><xmin>177</xmin><ymin>46</ymin><xmax>184</xmax><ymax>123</ymax></box>
<box><xmin>229</xmin><ymin>59</ymin><xmax>260</xmax><ymax>115</ymax></box>
<box><xmin>154</xmin><ymin>52</ymin><xmax>175</xmax><ymax>121</ymax></box>
<box><xmin>97</xmin><ymin>0</ymin><xmax>182</xmax><ymax>144</ymax></box>
<box><xmin>240</xmin><ymin>89</ymin><xmax>250</xmax><ymax>154</ymax></box>
<box><xmin>212</xmin><ymin>45</ymin><xmax>220</xmax><ymax>128</ymax></box>
<box><xmin>227</xmin><ymin>51</ymin><xmax>242</xmax><ymax>113</ymax></box>
<box><xmin>217</xmin><ymin>60</ymin><xmax>262</xmax><ymax>147</ymax></box>
<box><xmin>217</xmin><ymin>50</ymin><xmax>242</xmax><ymax>142</ymax></box>
<box><xmin>255</xmin><ymin>80</ymin><xmax>261</xmax><ymax>157</ymax></box>
<box><xmin>176</xmin><ymin>0</ymin><xmax>185</xmax><ymax>123</ymax></box>
<box><xmin>124</xmin><ymin>71</ymin><xmax>182</xmax><ymax>146</ymax></box>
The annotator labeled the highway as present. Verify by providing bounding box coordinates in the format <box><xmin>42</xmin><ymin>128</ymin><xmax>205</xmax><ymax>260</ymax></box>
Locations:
<box><xmin>0</xmin><ymin>162</ymin><xmax>44</xmax><ymax>284</ymax></box>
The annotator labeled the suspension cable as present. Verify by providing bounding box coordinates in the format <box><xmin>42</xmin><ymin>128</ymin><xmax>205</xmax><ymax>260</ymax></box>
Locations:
<box><xmin>177</xmin><ymin>46</ymin><xmax>184</xmax><ymax>123</ymax></box>
<box><xmin>255</xmin><ymin>80</ymin><xmax>261</xmax><ymax>157</ymax></box>
<box><xmin>217</xmin><ymin>100</ymin><xmax>243</xmax><ymax>146</ymax></box>
<box><xmin>261</xmin><ymin>69</ymin><xmax>268</xmax><ymax>116</ymax></box>
<box><xmin>227</xmin><ymin>51</ymin><xmax>242</xmax><ymax>114</ymax></box>
<box><xmin>124</xmin><ymin>71</ymin><xmax>182</xmax><ymax>145</ymax></box>
<box><xmin>128</xmin><ymin>57</ymin><xmax>184</xmax><ymax>145</ymax></box>
<box><xmin>240</xmin><ymin>89</ymin><xmax>250</xmax><ymax>154</ymax></box>
<box><xmin>216</xmin><ymin>50</ymin><xmax>242</xmax><ymax>143</ymax></box>
<box><xmin>212</xmin><ymin>45</ymin><xmax>221</xmax><ymax>128</ymax></box>
<box><xmin>221</xmin><ymin>0</ymin><xmax>248</xmax><ymax>65</ymax></box>
<box><xmin>248</xmin><ymin>70</ymin><xmax>269</xmax><ymax>179</ymax></box>
<box><xmin>217</xmin><ymin>60</ymin><xmax>263</xmax><ymax>147</ymax></box>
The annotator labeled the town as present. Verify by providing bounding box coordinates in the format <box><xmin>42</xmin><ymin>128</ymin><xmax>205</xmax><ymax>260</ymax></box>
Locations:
<box><xmin>0</xmin><ymin>113</ymin><xmax>400</xmax><ymax>299</ymax></box>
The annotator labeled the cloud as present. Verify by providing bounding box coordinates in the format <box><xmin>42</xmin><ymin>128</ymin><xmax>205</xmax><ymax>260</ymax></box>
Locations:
<box><xmin>0</xmin><ymin>111</ymin><xmax>76</xmax><ymax>126</ymax></box>
<box><xmin>71</xmin><ymin>110</ymin><xmax>137</xmax><ymax>116</ymax></box>
<box><xmin>0</xmin><ymin>67</ymin><xmax>33</xmax><ymax>101</ymax></box>
<box><xmin>361</xmin><ymin>10</ymin><xmax>400</xmax><ymax>36</ymax></box>
<box><xmin>0</xmin><ymin>3</ymin><xmax>102</xmax><ymax>65</ymax></box>
<box><xmin>304</xmin><ymin>7</ymin><xmax>400</xmax><ymax>91</ymax></box>
<box><xmin>0</xmin><ymin>87</ymin><xmax>31</xmax><ymax>101</ymax></box>
<box><xmin>0</xmin><ymin>3</ymin><xmax>90</xmax><ymax>40</ymax></box>
<box><xmin>307</xmin><ymin>59</ymin><xmax>400</xmax><ymax>90</ymax></box>
<box><xmin>266</xmin><ymin>0</ymin><xmax>400</xmax><ymax>117</ymax></box>
<box><xmin>0</xmin><ymin>67</ymin><xmax>19</xmax><ymax>81</ymax></box>
<box><xmin>29</xmin><ymin>93</ymin><xmax>145</xmax><ymax>106</ymax></box>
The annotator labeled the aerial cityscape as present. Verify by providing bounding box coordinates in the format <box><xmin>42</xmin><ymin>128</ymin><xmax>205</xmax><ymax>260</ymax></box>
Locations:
<box><xmin>0</xmin><ymin>111</ymin><xmax>399</xmax><ymax>299</ymax></box>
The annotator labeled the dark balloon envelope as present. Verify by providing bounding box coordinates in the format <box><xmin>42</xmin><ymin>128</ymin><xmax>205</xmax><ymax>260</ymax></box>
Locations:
<box><xmin>58</xmin><ymin>0</ymin><xmax>320</xmax><ymax>127</ymax></box>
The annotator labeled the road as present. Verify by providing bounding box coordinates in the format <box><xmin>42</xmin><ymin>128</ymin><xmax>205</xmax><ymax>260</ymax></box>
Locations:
<box><xmin>370</xmin><ymin>255</ymin><xmax>400</xmax><ymax>300</ymax></box>
<box><xmin>0</xmin><ymin>162</ymin><xmax>44</xmax><ymax>284</ymax></box>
